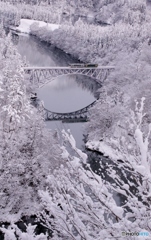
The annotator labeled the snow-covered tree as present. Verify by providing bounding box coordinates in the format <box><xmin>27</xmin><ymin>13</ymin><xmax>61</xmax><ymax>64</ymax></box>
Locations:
<box><xmin>0</xmin><ymin>224</ymin><xmax>47</xmax><ymax>240</ymax></box>
<box><xmin>0</xmin><ymin>32</ymin><xmax>63</xmax><ymax>223</ymax></box>
<box><xmin>38</xmin><ymin>117</ymin><xmax>151</xmax><ymax>239</ymax></box>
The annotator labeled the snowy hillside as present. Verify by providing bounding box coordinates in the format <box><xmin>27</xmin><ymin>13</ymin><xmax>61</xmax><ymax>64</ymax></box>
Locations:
<box><xmin>0</xmin><ymin>0</ymin><xmax>151</xmax><ymax>239</ymax></box>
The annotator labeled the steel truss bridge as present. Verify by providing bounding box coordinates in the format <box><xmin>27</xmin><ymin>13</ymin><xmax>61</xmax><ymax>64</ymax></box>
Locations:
<box><xmin>24</xmin><ymin>66</ymin><xmax>115</xmax><ymax>87</ymax></box>
<box><xmin>25</xmin><ymin>65</ymin><xmax>114</xmax><ymax>122</ymax></box>
<box><xmin>44</xmin><ymin>100</ymin><xmax>96</xmax><ymax>122</ymax></box>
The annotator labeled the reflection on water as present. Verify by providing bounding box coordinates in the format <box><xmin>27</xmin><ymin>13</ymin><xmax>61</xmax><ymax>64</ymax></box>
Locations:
<box><xmin>13</xmin><ymin>33</ymin><xmax>78</xmax><ymax>67</ymax></box>
<box><xmin>38</xmin><ymin>75</ymin><xmax>95</xmax><ymax>113</ymax></box>
<box><xmin>46</xmin><ymin>121</ymin><xmax>85</xmax><ymax>149</ymax></box>
<box><xmin>13</xmin><ymin>32</ymin><xmax>124</xmax><ymax>208</ymax></box>
<box><xmin>13</xmin><ymin>33</ymin><xmax>98</xmax><ymax>147</ymax></box>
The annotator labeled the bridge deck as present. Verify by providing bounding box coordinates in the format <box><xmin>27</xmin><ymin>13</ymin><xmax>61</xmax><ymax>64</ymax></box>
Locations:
<box><xmin>24</xmin><ymin>66</ymin><xmax>115</xmax><ymax>70</ymax></box>
<box><xmin>25</xmin><ymin>65</ymin><xmax>115</xmax><ymax>90</ymax></box>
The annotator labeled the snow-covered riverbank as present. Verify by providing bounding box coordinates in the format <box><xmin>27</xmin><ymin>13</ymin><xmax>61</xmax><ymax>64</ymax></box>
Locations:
<box><xmin>86</xmin><ymin>140</ymin><xmax>123</xmax><ymax>161</ymax></box>
<box><xmin>11</xmin><ymin>19</ymin><xmax>60</xmax><ymax>34</ymax></box>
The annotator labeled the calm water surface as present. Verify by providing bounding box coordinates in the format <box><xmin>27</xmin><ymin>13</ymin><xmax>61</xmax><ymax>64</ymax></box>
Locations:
<box><xmin>12</xmin><ymin>32</ymin><xmax>123</xmax><ymax>207</ymax></box>
<box><xmin>13</xmin><ymin>33</ymin><xmax>97</xmax><ymax>148</ymax></box>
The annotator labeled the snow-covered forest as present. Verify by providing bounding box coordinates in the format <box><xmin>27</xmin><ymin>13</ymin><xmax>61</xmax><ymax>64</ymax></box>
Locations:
<box><xmin>0</xmin><ymin>0</ymin><xmax>151</xmax><ymax>239</ymax></box>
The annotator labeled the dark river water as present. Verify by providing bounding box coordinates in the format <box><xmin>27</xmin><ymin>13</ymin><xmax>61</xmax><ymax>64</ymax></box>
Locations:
<box><xmin>13</xmin><ymin>33</ymin><xmax>99</xmax><ymax>149</ymax></box>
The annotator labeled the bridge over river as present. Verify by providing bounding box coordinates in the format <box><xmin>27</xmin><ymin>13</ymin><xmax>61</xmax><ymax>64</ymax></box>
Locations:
<box><xmin>24</xmin><ymin>65</ymin><xmax>114</xmax><ymax>87</ymax></box>
<box><xmin>26</xmin><ymin>65</ymin><xmax>114</xmax><ymax>122</ymax></box>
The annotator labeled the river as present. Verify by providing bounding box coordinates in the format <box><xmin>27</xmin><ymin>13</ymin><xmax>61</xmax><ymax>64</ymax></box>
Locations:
<box><xmin>13</xmin><ymin>32</ymin><xmax>100</xmax><ymax>149</ymax></box>
<box><xmin>12</xmin><ymin>33</ymin><xmax>123</xmax><ymax>207</ymax></box>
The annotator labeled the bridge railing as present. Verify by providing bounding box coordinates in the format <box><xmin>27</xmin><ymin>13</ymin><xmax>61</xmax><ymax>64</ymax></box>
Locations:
<box><xmin>24</xmin><ymin>65</ymin><xmax>115</xmax><ymax>86</ymax></box>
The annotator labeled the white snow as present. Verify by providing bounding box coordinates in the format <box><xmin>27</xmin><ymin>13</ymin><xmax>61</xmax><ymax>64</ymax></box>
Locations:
<box><xmin>62</xmin><ymin>129</ymin><xmax>87</xmax><ymax>162</ymax></box>
<box><xmin>110</xmin><ymin>205</ymin><xmax>124</xmax><ymax>219</ymax></box>
<box><xmin>86</xmin><ymin>140</ymin><xmax>124</xmax><ymax>161</ymax></box>
<box><xmin>60</xmin><ymin>146</ymin><xmax>69</xmax><ymax>159</ymax></box>
<box><xmin>11</xmin><ymin>19</ymin><xmax>60</xmax><ymax>34</ymax></box>
<box><xmin>135</xmin><ymin>165</ymin><xmax>146</xmax><ymax>175</ymax></box>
